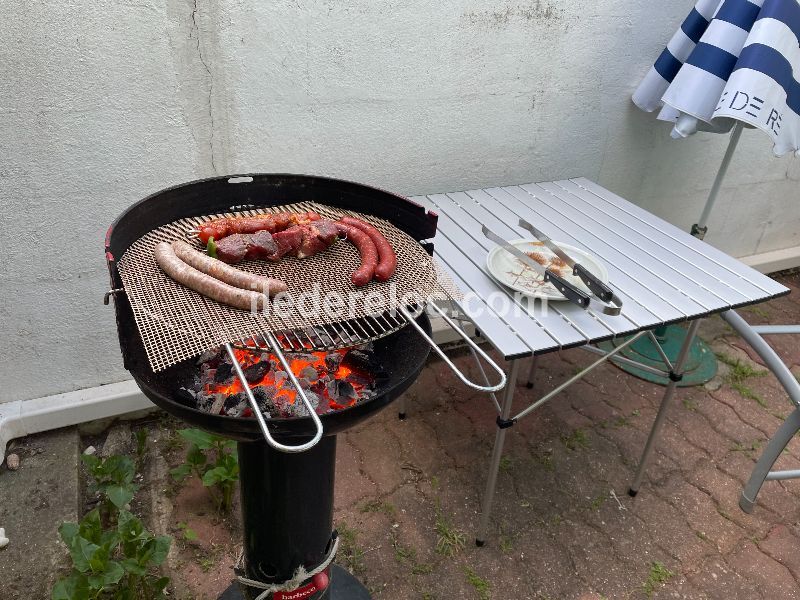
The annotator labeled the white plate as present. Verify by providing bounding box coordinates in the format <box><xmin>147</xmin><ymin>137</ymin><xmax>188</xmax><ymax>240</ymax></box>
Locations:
<box><xmin>486</xmin><ymin>239</ymin><xmax>609</xmax><ymax>301</ymax></box>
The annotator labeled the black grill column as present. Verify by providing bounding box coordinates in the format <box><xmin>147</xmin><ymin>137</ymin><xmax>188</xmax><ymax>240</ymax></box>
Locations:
<box><xmin>237</xmin><ymin>436</ymin><xmax>336</xmax><ymax>599</ymax></box>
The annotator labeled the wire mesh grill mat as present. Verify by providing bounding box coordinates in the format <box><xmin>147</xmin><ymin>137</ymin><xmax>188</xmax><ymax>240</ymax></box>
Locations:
<box><xmin>117</xmin><ymin>202</ymin><xmax>458</xmax><ymax>372</ymax></box>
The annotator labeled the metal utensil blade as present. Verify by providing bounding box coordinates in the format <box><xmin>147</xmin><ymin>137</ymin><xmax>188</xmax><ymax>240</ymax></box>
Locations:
<box><xmin>482</xmin><ymin>226</ymin><xmax>547</xmax><ymax>275</ymax></box>
<box><xmin>517</xmin><ymin>218</ymin><xmax>575</xmax><ymax>266</ymax></box>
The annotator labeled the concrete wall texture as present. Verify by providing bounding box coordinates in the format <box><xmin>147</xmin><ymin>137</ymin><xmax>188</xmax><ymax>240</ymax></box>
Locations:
<box><xmin>1</xmin><ymin>0</ymin><xmax>798</xmax><ymax>403</ymax></box>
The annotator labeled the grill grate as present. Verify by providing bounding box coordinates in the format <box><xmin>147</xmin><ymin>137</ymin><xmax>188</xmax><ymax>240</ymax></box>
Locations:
<box><xmin>117</xmin><ymin>201</ymin><xmax>460</xmax><ymax>371</ymax></box>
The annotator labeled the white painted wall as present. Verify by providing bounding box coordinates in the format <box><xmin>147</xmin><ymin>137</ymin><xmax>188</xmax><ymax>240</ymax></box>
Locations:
<box><xmin>1</xmin><ymin>0</ymin><xmax>797</xmax><ymax>403</ymax></box>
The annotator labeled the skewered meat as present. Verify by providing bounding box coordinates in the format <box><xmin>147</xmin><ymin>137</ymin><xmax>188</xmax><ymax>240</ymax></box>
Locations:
<box><xmin>215</xmin><ymin>219</ymin><xmax>340</xmax><ymax>264</ymax></box>
<box><xmin>335</xmin><ymin>222</ymin><xmax>378</xmax><ymax>286</ymax></box>
<box><xmin>215</xmin><ymin>231</ymin><xmax>285</xmax><ymax>263</ymax></box>
<box><xmin>171</xmin><ymin>240</ymin><xmax>287</xmax><ymax>296</ymax></box>
<box><xmin>339</xmin><ymin>216</ymin><xmax>396</xmax><ymax>281</ymax></box>
<box><xmin>197</xmin><ymin>211</ymin><xmax>320</xmax><ymax>243</ymax></box>
<box><xmin>154</xmin><ymin>242</ymin><xmax>268</xmax><ymax>310</ymax></box>
<box><xmin>297</xmin><ymin>219</ymin><xmax>340</xmax><ymax>258</ymax></box>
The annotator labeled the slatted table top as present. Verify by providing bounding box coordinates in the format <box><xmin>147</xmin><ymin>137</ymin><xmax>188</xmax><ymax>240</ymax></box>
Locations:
<box><xmin>411</xmin><ymin>178</ymin><xmax>789</xmax><ymax>360</ymax></box>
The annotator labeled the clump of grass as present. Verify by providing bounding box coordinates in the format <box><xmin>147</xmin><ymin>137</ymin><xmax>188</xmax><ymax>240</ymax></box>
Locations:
<box><xmin>499</xmin><ymin>456</ymin><xmax>513</xmax><ymax>473</ymax></box>
<box><xmin>499</xmin><ymin>535</ymin><xmax>513</xmax><ymax>553</ymax></box>
<box><xmin>716</xmin><ymin>352</ymin><xmax>768</xmax><ymax>407</ymax></box>
<box><xmin>360</xmin><ymin>499</ymin><xmax>396</xmax><ymax>516</ymax></box>
<box><xmin>730</xmin><ymin>439</ymin><xmax>763</xmax><ymax>458</ymax></box>
<box><xmin>589</xmin><ymin>493</ymin><xmax>607</xmax><ymax>511</ymax></box>
<box><xmin>464</xmin><ymin>566</ymin><xmax>490</xmax><ymax>600</ymax></box>
<box><xmin>561</xmin><ymin>428</ymin><xmax>590</xmax><ymax>451</ymax></box>
<box><xmin>337</xmin><ymin>521</ymin><xmax>366</xmax><ymax>575</ymax></box>
<box><xmin>434</xmin><ymin>505</ymin><xmax>466</xmax><ymax>558</ymax></box>
<box><xmin>643</xmin><ymin>561</ymin><xmax>674</xmax><ymax>597</ymax></box>
<box><xmin>534</xmin><ymin>450</ymin><xmax>554</xmax><ymax>471</ymax></box>
<box><xmin>746</xmin><ymin>306</ymin><xmax>769</xmax><ymax>319</ymax></box>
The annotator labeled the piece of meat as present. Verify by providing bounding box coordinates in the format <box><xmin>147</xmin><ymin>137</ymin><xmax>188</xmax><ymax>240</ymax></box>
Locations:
<box><xmin>335</xmin><ymin>222</ymin><xmax>378</xmax><ymax>286</ymax></box>
<box><xmin>272</xmin><ymin>226</ymin><xmax>304</xmax><ymax>258</ymax></box>
<box><xmin>215</xmin><ymin>234</ymin><xmax>250</xmax><ymax>264</ymax></box>
<box><xmin>297</xmin><ymin>219</ymin><xmax>340</xmax><ymax>258</ymax></box>
<box><xmin>247</xmin><ymin>230</ymin><xmax>282</xmax><ymax>261</ymax></box>
<box><xmin>339</xmin><ymin>216</ymin><xmax>396</xmax><ymax>282</ymax></box>
<box><xmin>154</xmin><ymin>242</ymin><xmax>268</xmax><ymax>310</ymax></box>
<box><xmin>197</xmin><ymin>211</ymin><xmax>321</xmax><ymax>243</ymax></box>
<box><xmin>171</xmin><ymin>241</ymin><xmax>287</xmax><ymax>296</ymax></box>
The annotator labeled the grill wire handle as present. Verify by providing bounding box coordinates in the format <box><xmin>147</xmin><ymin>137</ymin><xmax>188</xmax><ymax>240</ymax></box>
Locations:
<box><xmin>224</xmin><ymin>335</ymin><xmax>324</xmax><ymax>453</ymax></box>
<box><xmin>398</xmin><ymin>303</ymin><xmax>507</xmax><ymax>393</ymax></box>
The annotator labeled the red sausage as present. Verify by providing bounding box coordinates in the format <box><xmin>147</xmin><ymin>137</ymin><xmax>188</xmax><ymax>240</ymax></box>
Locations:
<box><xmin>339</xmin><ymin>216</ymin><xmax>397</xmax><ymax>282</ymax></box>
<box><xmin>336</xmin><ymin>223</ymin><xmax>377</xmax><ymax>286</ymax></box>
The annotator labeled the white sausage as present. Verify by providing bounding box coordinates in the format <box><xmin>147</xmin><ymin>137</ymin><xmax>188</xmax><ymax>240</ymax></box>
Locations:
<box><xmin>171</xmin><ymin>241</ymin><xmax>287</xmax><ymax>296</ymax></box>
<box><xmin>154</xmin><ymin>242</ymin><xmax>268</xmax><ymax>311</ymax></box>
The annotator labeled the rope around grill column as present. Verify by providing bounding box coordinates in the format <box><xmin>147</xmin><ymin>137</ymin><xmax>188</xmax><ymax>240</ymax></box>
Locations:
<box><xmin>234</xmin><ymin>533</ymin><xmax>340</xmax><ymax>599</ymax></box>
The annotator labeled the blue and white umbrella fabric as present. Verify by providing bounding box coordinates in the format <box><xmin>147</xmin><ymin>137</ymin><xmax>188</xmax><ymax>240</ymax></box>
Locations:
<box><xmin>633</xmin><ymin>0</ymin><xmax>800</xmax><ymax>156</ymax></box>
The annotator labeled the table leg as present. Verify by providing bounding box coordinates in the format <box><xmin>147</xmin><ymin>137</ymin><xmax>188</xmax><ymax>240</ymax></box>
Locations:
<box><xmin>525</xmin><ymin>355</ymin><xmax>538</xmax><ymax>389</ymax></box>
<box><xmin>476</xmin><ymin>359</ymin><xmax>521</xmax><ymax>546</ymax></box>
<box><xmin>629</xmin><ymin>319</ymin><xmax>702</xmax><ymax>496</ymax></box>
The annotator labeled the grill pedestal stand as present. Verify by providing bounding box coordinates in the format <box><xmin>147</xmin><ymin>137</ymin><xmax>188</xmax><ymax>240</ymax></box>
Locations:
<box><xmin>219</xmin><ymin>436</ymin><xmax>370</xmax><ymax>600</ymax></box>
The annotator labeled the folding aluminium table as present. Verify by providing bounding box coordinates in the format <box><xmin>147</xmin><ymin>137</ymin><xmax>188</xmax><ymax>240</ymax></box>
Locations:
<box><xmin>410</xmin><ymin>178</ymin><xmax>789</xmax><ymax>545</ymax></box>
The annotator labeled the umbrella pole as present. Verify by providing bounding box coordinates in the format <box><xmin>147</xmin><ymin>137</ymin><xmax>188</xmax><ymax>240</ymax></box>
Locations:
<box><xmin>690</xmin><ymin>121</ymin><xmax>744</xmax><ymax>239</ymax></box>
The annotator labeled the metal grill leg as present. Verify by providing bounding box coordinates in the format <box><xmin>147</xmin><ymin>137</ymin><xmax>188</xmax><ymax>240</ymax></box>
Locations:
<box><xmin>629</xmin><ymin>320</ymin><xmax>702</xmax><ymax>496</ymax></box>
<box><xmin>740</xmin><ymin>408</ymin><xmax>800</xmax><ymax>513</ymax></box>
<box><xmin>476</xmin><ymin>359</ymin><xmax>521</xmax><ymax>546</ymax></box>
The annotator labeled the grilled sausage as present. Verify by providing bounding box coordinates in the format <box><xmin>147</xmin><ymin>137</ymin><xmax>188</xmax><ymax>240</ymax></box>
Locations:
<box><xmin>154</xmin><ymin>242</ymin><xmax>268</xmax><ymax>311</ymax></box>
<box><xmin>335</xmin><ymin>223</ymin><xmax>378</xmax><ymax>286</ymax></box>
<box><xmin>171</xmin><ymin>241</ymin><xmax>288</xmax><ymax>296</ymax></box>
<box><xmin>339</xmin><ymin>216</ymin><xmax>396</xmax><ymax>282</ymax></box>
<box><xmin>197</xmin><ymin>211</ymin><xmax>321</xmax><ymax>244</ymax></box>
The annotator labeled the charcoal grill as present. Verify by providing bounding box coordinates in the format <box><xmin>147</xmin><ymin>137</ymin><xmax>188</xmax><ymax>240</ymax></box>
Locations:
<box><xmin>105</xmin><ymin>174</ymin><xmax>505</xmax><ymax>599</ymax></box>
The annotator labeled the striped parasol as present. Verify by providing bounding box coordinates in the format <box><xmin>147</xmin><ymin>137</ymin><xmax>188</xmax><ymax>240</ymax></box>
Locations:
<box><xmin>634</xmin><ymin>0</ymin><xmax>799</xmax><ymax>156</ymax></box>
<box><xmin>608</xmin><ymin>0</ymin><xmax>799</xmax><ymax>388</ymax></box>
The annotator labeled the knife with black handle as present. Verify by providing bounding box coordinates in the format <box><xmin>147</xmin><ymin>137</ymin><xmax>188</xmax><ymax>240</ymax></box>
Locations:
<box><xmin>518</xmin><ymin>218</ymin><xmax>614</xmax><ymax>302</ymax></box>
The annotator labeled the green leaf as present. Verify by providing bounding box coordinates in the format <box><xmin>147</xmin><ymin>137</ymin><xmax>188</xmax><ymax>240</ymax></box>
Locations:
<box><xmin>104</xmin><ymin>456</ymin><xmax>136</xmax><ymax>484</ymax></box>
<box><xmin>152</xmin><ymin>576</ymin><xmax>171</xmax><ymax>593</ymax></box>
<box><xmin>52</xmin><ymin>572</ymin><xmax>90</xmax><ymax>600</ymax></box>
<box><xmin>102</xmin><ymin>561</ymin><xmax>125</xmax><ymax>586</ymax></box>
<box><xmin>117</xmin><ymin>510</ymin><xmax>145</xmax><ymax>541</ymax></box>
<box><xmin>201</xmin><ymin>466</ymin><xmax>228</xmax><ymax>487</ymax></box>
<box><xmin>69</xmin><ymin>537</ymin><xmax>100</xmax><ymax>573</ymax></box>
<box><xmin>89</xmin><ymin>560</ymin><xmax>125</xmax><ymax>590</ymax></box>
<box><xmin>178</xmin><ymin>428</ymin><xmax>218</xmax><ymax>450</ymax></box>
<box><xmin>150</xmin><ymin>535</ymin><xmax>172</xmax><ymax>566</ymax></box>
<box><xmin>186</xmin><ymin>445</ymin><xmax>207</xmax><ymax>467</ymax></box>
<box><xmin>77</xmin><ymin>509</ymin><xmax>103</xmax><ymax>544</ymax></box>
<box><xmin>169</xmin><ymin>464</ymin><xmax>192</xmax><ymax>481</ymax></box>
<box><xmin>121</xmin><ymin>557</ymin><xmax>147</xmax><ymax>575</ymax></box>
<box><xmin>59</xmin><ymin>522</ymin><xmax>80</xmax><ymax>546</ymax></box>
<box><xmin>106</xmin><ymin>485</ymin><xmax>135</xmax><ymax>509</ymax></box>
<box><xmin>80</xmin><ymin>454</ymin><xmax>100</xmax><ymax>470</ymax></box>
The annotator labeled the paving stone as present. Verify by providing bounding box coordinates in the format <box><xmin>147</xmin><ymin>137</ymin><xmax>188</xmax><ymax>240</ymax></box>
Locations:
<box><xmin>759</xmin><ymin>523</ymin><xmax>800</xmax><ymax>582</ymax></box>
<box><xmin>727</xmin><ymin>541</ymin><xmax>800</xmax><ymax>599</ymax></box>
<box><xmin>686</xmin><ymin>556</ymin><xmax>766</xmax><ymax>600</ymax></box>
<box><xmin>334</xmin><ymin>436</ymin><xmax>376</xmax><ymax>511</ymax></box>
<box><xmin>0</xmin><ymin>427</ymin><xmax>79</xmax><ymax>600</ymax></box>
<box><xmin>100</xmin><ymin>422</ymin><xmax>132</xmax><ymax>457</ymax></box>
